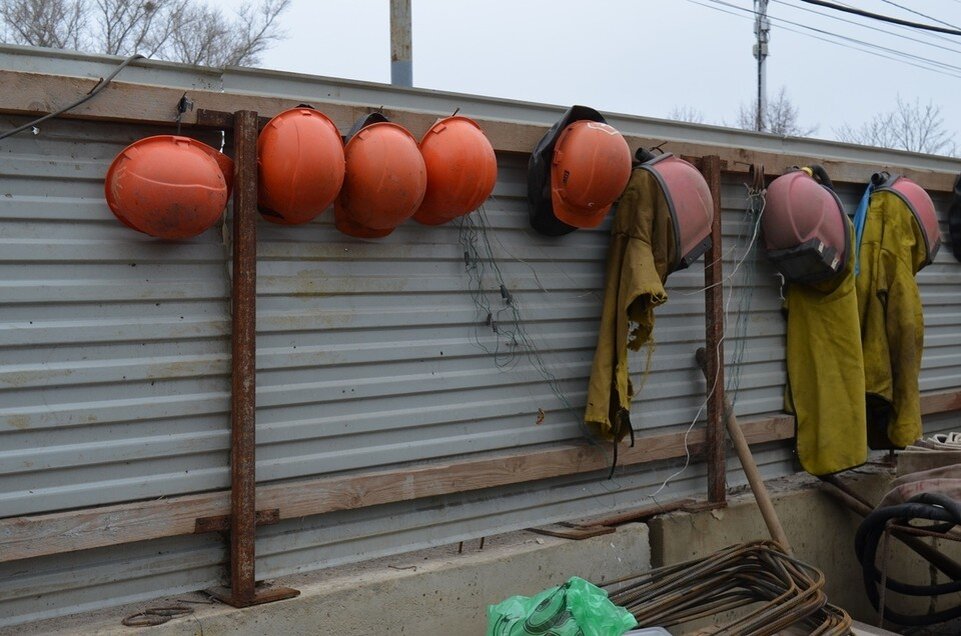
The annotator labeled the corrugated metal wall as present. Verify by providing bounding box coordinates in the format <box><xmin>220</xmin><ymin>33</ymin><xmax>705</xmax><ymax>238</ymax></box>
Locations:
<box><xmin>0</xmin><ymin>117</ymin><xmax>233</xmax><ymax>517</ymax></box>
<box><xmin>2</xmin><ymin>47</ymin><xmax>961</xmax><ymax>627</ymax></box>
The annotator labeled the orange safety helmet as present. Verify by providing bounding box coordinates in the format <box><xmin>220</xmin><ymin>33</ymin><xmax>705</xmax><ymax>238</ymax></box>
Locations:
<box><xmin>413</xmin><ymin>116</ymin><xmax>497</xmax><ymax>225</ymax></box>
<box><xmin>550</xmin><ymin>121</ymin><xmax>631</xmax><ymax>229</ymax></box>
<box><xmin>257</xmin><ymin>107</ymin><xmax>345</xmax><ymax>225</ymax></box>
<box><xmin>335</xmin><ymin>114</ymin><xmax>427</xmax><ymax>238</ymax></box>
<box><xmin>528</xmin><ymin>105</ymin><xmax>631</xmax><ymax>236</ymax></box>
<box><xmin>104</xmin><ymin>135</ymin><xmax>232</xmax><ymax>239</ymax></box>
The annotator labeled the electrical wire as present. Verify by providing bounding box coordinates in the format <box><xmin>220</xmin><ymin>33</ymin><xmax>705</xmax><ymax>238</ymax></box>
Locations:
<box><xmin>0</xmin><ymin>53</ymin><xmax>144</xmax><ymax>141</ymax></box>
<box><xmin>457</xmin><ymin>207</ymin><xmax>605</xmax><ymax>454</ymax></box>
<box><xmin>879</xmin><ymin>0</ymin><xmax>961</xmax><ymax>31</ymax></box>
<box><xmin>727</xmin><ymin>186</ymin><xmax>767</xmax><ymax>402</ymax></box>
<box><xmin>773</xmin><ymin>0</ymin><xmax>961</xmax><ymax>56</ymax></box>
<box><xmin>647</xmin><ymin>185</ymin><xmax>766</xmax><ymax>499</ymax></box>
<box><xmin>704</xmin><ymin>0</ymin><xmax>961</xmax><ymax>76</ymax></box>
<box><xmin>821</xmin><ymin>0</ymin><xmax>961</xmax><ymax>48</ymax></box>
<box><xmin>797</xmin><ymin>0</ymin><xmax>961</xmax><ymax>36</ymax></box>
<box><xmin>685</xmin><ymin>0</ymin><xmax>961</xmax><ymax>80</ymax></box>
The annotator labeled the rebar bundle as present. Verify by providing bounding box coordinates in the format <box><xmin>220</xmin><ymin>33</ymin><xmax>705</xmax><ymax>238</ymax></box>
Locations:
<box><xmin>603</xmin><ymin>541</ymin><xmax>852</xmax><ymax>635</ymax></box>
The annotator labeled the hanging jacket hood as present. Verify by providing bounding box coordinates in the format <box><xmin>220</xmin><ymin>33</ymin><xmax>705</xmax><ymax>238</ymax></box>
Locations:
<box><xmin>950</xmin><ymin>172</ymin><xmax>961</xmax><ymax>262</ymax></box>
<box><xmin>856</xmin><ymin>181</ymin><xmax>929</xmax><ymax>449</ymax></box>
<box><xmin>784</xmin><ymin>216</ymin><xmax>868</xmax><ymax>476</ymax></box>
<box><xmin>584</xmin><ymin>167</ymin><xmax>678</xmax><ymax>444</ymax></box>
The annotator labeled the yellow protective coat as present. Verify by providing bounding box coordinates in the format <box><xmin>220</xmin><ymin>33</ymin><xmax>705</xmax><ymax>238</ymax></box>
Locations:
<box><xmin>784</xmin><ymin>219</ymin><xmax>867</xmax><ymax>476</ymax></box>
<box><xmin>856</xmin><ymin>190</ymin><xmax>927</xmax><ymax>449</ymax></box>
<box><xmin>584</xmin><ymin>169</ymin><xmax>677</xmax><ymax>442</ymax></box>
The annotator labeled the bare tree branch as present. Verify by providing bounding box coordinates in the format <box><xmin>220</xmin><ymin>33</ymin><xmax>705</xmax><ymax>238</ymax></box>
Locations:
<box><xmin>736</xmin><ymin>86</ymin><xmax>817</xmax><ymax>137</ymax></box>
<box><xmin>0</xmin><ymin>0</ymin><xmax>88</xmax><ymax>50</ymax></box>
<box><xmin>0</xmin><ymin>0</ymin><xmax>289</xmax><ymax>67</ymax></box>
<box><xmin>667</xmin><ymin>105</ymin><xmax>706</xmax><ymax>124</ymax></box>
<box><xmin>835</xmin><ymin>95</ymin><xmax>956</xmax><ymax>156</ymax></box>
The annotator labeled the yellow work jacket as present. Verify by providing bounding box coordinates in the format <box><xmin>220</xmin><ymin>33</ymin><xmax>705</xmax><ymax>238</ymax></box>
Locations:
<box><xmin>584</xmin><ymin>169</ymin><xmax>677</xmax><ymax>442</ymax></box>
<box><xmin>856</xmin><ymin>190</ymin><xmax>928</xmax><ymax>449</ymax></box>
<box><xmin>784</xmin><ymin>219</ymin><xmax>867</xmax><ymax>475</ymax></box>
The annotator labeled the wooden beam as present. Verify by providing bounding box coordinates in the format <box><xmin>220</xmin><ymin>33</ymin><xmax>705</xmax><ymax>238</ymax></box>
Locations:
<box><xmin>0</xmin><ymin>69</ymin><xmax>958</xmax><ymax>191</ymax></box>
<box><xmin>3</xmin><ymin>386</ymin><xmax>957</xmax><ymax>563</ymax></box>
<box><xmin>0</xmin><ymin>412</ymin><xmax>795</xmax><ymax>563</ymax></box>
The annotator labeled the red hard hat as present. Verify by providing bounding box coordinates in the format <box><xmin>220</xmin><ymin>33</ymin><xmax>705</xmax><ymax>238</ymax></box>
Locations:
<box><xmin>257</xmin><ymin>108</ymin><xmax>345</xmax><ymax>225</ymax></box>
<box><xmin>875</xmin><ymin>174</ymin><xmax>941</xmax><ymax>269</ymax></box>
<box><xmin>335</xmin><ymin>121</ymin><xmax>427</xmax><ymax>238</ymax></box>
<box><xmin>550</xmin><ymin>120</ymin><xmax>631</xmax><ymax>228</ymax></box>
<box><xmin>637</xmin><ymin>153</ymin><xmax>714</xmax><ymax>271</ymax></box>
<box><xmin>413</xmin><ymin>116</ymin><xmax>497</xmax><ymax>225</ymax></box>
<box><xmin>762</xmin><ymin>167</ymin><xmax>848</xmax><ymax>283</ymax></box>
<box><xmin>104</xmin><ymin>135</ymin><xmax>231</xmax><ymax>239</ymax></box>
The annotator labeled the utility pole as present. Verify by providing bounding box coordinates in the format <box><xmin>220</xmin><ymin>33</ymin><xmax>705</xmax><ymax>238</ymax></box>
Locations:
<box><xmin>390</xmin><ymin>0</ymin><xmax>413</xmax><ymax>87</ymax></box>
<box><xmin>753</xmin><ymin>0</ymin><xmax>770</xmax><ymax>132</ymax></box>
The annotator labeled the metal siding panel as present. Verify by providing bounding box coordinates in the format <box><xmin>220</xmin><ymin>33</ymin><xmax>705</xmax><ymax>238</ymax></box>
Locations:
<box><xmin>0</xmin><ymin>118</ymin><xmax>231</xmax><ymax>516</ymax></box>
<box><xmin>3</xmin><ymin>47</ymin><xmax>961</xmax><ymax>628</ymax></box>
<box><xmin>252</xmin><ymin>154</ymin><xmax>721</xmax><ymax>481</ymax></box>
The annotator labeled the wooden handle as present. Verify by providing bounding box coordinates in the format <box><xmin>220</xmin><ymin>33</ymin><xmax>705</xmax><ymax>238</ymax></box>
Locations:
<box><xmin>695</xmin><ymin>348</ymin><xmax>794</xmax><ymax>555</ymax></box>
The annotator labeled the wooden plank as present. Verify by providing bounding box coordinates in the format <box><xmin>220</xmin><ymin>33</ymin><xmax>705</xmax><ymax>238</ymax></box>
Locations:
<box><xmin>921</xmin><ymin>390</ymin><xmax>961</xmax><ymax>415</ymax></box>
<box><xmin>897</xmin><ymin>451</ymin><xmax>961</xmax><ymax>477</ymax></box>
<box><xmin>0</xmin><ymin>69</ymin><xmax>958</xmax><ymax>192</ymax></box>
<box><xmin>6</xmin><ymin>385</ymin><xmax>961</xmax><ymax>563</ymax></box>
<box><xmin>0</xmin><ymin>413</ymin><xmax>794</xmax><ymax>562</ymax></box>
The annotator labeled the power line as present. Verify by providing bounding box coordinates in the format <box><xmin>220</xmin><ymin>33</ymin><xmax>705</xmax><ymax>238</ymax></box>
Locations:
<box><xmin>797</xmin><ymin>0</ymin><xmax>961</xmax><ymax>36</ymax></box>
<box><xmin>879</xmin><ymin>0</ymin><xmax>961</xmax><ymax>31</ymax></box>
<box><xmin>690</xmin><ymin>0</ymin><xmax>961</xmax><ymax>80</ymax></box>
<box><xmin>774</xmin><ymin>0</ymin><xmax>961</xmax><ymax>56</ymax></box>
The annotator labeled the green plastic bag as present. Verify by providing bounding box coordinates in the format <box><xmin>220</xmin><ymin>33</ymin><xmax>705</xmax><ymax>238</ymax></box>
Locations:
<box><xmin>486</xmin><ymin>576</ymin><xmax>638</xmax><ymax>636</ymax></box>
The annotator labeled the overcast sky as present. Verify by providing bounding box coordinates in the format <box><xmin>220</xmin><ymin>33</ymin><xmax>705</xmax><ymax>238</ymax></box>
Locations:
<box><xmin>213</xmin><ymin>0</ymin><xmax>961</xmax><ymax>148</ymax></box>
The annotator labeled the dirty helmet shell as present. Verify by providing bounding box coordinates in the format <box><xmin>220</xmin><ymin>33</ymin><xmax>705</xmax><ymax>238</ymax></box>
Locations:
<box><xmin>528</xmin><ymin>105</ymin><xmax>632</xmax><ymax>236</ymax></box>
<box><xmin>762</xmin><ymin>166</ymin><xmax>849</xmax><ymax>284</ymax></box>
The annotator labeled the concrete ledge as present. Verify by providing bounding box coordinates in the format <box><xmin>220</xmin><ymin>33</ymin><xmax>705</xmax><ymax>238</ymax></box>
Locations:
<box><xmin>16</xmin><ymin>524</ymin><xmax>650</xmax><ymax>635</ymax></box>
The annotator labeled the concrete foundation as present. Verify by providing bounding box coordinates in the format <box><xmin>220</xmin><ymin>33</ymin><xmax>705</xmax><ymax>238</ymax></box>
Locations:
<box><xmin>15</xmin><ymin>466</ymin><xmax>961</xmax><ymax>634</ymax></box>
<box><xmin>14</xmin><ymin>524</ymin><xmax>650</xmax><ymax>635</ymax></box>
<box><xmin>647</xmin><ymin>467</ymin><xmax>961</xmax><ymax>629</ymax></box>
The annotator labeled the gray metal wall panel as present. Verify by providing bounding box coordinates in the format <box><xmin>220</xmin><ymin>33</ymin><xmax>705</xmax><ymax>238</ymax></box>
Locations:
<box><xmin>0</xmin><ymin>118</ymin><xmax>232</xmax><ymax>516</ymax></box>
<box><xmin>3</xmin><ymin>47</ymin><xmax>961</xmax><ymax>628</ymax></box>
<box><xmin>253</xmin><ymin>153</ymin><xmax>716</xmax><ymax>483</ymax></box>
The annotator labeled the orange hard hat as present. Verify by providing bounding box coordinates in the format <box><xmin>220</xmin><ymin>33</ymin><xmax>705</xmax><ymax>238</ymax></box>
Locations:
<box><xmin>257</xmin><ymin>107</ymin><xmax>345</xmax><ymax>225</ymax></box>
<box><xmin>549</xmin><ymin>120</ymin><xmax>631</xmax><ymax>229</ymax></box>
<box><xmin>335</xmin><ymin>118</ymin><xmax>427</xmax><ymax>238</ymax></box>
<box><xmin>413</xmin><ymin>116</ymin><xmax>497</xmax><ymax>225</ymax></box>
<box><xmin>104</xmin><ymin>135</ymin><xmax>231</xmax><ymax>239</ymax></box>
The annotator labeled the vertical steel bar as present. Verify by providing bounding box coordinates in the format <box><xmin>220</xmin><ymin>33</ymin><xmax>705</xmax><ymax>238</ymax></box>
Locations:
<box><xmin>701</xmin><ymin>155</ymin><xmax>727</xmax><ymax>504</ymax></box>
<box><xmin>230</xmin><ymin>109</ymin><xmax>259</xmax><ymax>604</ymax></box>
<box><xmin>390</xmin><ymin>0</ymin><xmax>413</xmax><ymax>87</ymax></box>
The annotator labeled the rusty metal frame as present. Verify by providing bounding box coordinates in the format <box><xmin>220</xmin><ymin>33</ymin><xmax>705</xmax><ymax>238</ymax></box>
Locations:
<box><xmin>700</xmin><ymin>156</ymin><xmax>727</xmax><ymax>504</ymax></box>
<box><xmin>204</xmin><ymin>110</ymin><xmax>299</xmax><ymax>608</ymax></box>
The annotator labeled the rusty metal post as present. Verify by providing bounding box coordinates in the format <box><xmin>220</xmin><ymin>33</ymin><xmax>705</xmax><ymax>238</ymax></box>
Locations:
<box><xmin>207</xmin><ymin>110</ymin><xmax>298</xmax><ymax>607</ymax></box>
<box><xmin>230</xmin><ymin>109</ymin><xmax>258</xmax><ymax>604</ymax></box>
<box><xmin>701</xmin><ymin>155</ymin><xmax>727</xmax><ymax>504</ymax></box>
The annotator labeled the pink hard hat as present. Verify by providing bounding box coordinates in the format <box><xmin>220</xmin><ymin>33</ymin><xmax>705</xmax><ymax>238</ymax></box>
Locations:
<box><xmin>762</xmin><ymin>166</ymin><xmax>848</xmax><ymax>283</ymax></box>
<box><xmin>636</xmin><ymin>152</ymin><xmax>714</xmax><ymax>272</ymax></box>
<box><xmin>873</xmin><ymin>173</ymin><xmax>941</xmax><ymax>269</ymax></box>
